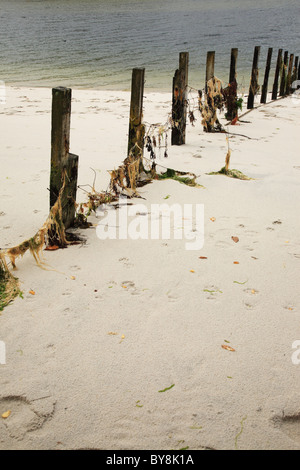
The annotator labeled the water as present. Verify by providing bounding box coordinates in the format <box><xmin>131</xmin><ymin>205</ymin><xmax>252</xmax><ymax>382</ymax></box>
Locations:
<box><xmin>0</xmin><ymin>0</ymin><xmax>299</xmax><ymax>91</ymax></box>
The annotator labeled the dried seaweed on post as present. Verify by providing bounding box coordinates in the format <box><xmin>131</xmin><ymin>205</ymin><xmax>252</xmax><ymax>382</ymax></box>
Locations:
<box><xmin>198</xmin><ymin>77</ymin><xmax>225</xmax><ymax>132</ymax></box>
<box><xmin>0</xmin><ymin>252</ymin><xmax>21</xmax><ymax>311</ymax></box>
<box><xmin>143</xmin><ymin>117</ymin><xmax>172</xmax><ymax>162</ymax></box>
<box><xmin>0</xmin><ymin>182</ymin><xmax>69</xmax><ymax>273</ymax></box>
<box><xmin>223</xmin><ymin>79</ymin><xmax>243</xmax><ymax>123</ymax></box>
<box><xmin>81</xmin><ymin>142</ymin><xmax>146</xmax><ymax>216</ymax></box>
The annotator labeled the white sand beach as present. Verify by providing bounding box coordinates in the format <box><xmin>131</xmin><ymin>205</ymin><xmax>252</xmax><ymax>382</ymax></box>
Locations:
<box><xmin>0</xmin><ymin>86</ymin><xmax>300</xmax><ymax>450</ymax></box>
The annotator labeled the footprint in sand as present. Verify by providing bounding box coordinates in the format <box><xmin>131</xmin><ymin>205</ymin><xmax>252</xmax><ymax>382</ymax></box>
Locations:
<box><xmin>243</xmin><ymin>301</ymin><xmax>254</xmax><ymax>310</ymax></box>
<box><xmin>94</xmin><ymin>292</ymin><xmax>104</xmax><ymax>301</ymax></box>
<box><xmin>119</xmin><ymin>257</ymin><xmax>134</xmax><ymax>268</ymax></box>
<box><xmin>215</xmin><ymin>240</ymin><xmax>232</xmax><ymax>249</ymax></box>
<box><xmin>62</xmin><ymin>289</ymin><xmax>72</xmax><ymax>296</ymax></box>
<box><xmin>70</xmin><ymin>265</ymin><xmax>81</xmax><ymax>271</ymax></box>
<box><xmin>121</xmin><ymin>281</ymin><xmax>142</xmax><ymax>296</ymax></box>
<box><xmin>0</xmin><ymin>395</ymin><xmax>55</xmax><ymax>441</ymax></box>
<box><xmin>242</xmin><ymin>289</ymin><xmax>259</xmax><ymax>309</ymax></box>
<box><xmin>272</xmin><ymin>412</ymin><xmax>300</xmax><ymax>445</ymax></box>
<box><xmin>244</xmin><ymin>230</ymin><xmax>259</xmax><ymax>237</ymax></box>
<box><xmin>167</xmin><ymin>291</ymin><xmax>179</xmax><ymax>302</ymax></box>
<box><xmin>45</xmin><ymin>343</ymin><xmax>56</xmax><ymax>357</ymax></box>
<box><xmin>243</xmin><ymin>288</ymin><xmax>259</xmax><ymax>295</ymax></box>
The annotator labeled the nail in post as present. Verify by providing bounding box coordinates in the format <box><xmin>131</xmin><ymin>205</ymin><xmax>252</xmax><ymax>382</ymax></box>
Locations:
<box><xmin>247</xmin><ymin>46</ymin><xmax>261</xmax><ymax>109</ymax></box>
<box><xmin>279</xmin><ymin>50</ymin><xmax>288</xmax><ymax>96</ymax></box>
<box><xmin>128</xmin><ymin>68</ymin><xmax>145</xmax><ymax>158</ymax></box>
<box><xmin>271</xmin><ymin>49</ymin><xmax>283</xmax><ymax>100</ymax></box>
<box><xmin>171</xmin><ymin>52</ymin><xmax>189</xmax><ymax>146</ymax></box>
<box><xmin>260</xmin><ymin>47</ymin><xmax>273</xmax><ymax>104</ymax></box>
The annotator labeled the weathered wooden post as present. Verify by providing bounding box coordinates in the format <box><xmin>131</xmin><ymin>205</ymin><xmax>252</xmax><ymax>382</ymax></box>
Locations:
<box><xmin>128</xmin><ymin>68</ymin><xmax>145</xmax><ymax>158</ymax></box>
<box><xmin>279</xmin><ymin>50</ymin><xmax>288</xmax><ymax>96</ymax></box>
<box><xmin>260</xmin><ymin>47</ymin><xmax>273</xmax><ymax>104</ymax></box>
<box><xmin>50</xmin><ymin>87</ymin><xmax>78</xmax><ymax>230</ymax></box>
<box><xmin>271</xmin><ymin>49</ymin><xmax>283</xmax><ymax>100</ymax></box>
<box><xmin>229</xmin><ymin>48</ymin><xmax>238</xmax><ymax>84</ymax></box>
<box><xmin>171</xmin><ymin>52</ymin><xmax>189</xmax><ymax>146</ymax></box>
<box><xmin>285</xmin><ymin>53</ymin><xmax>294</xmax><ymax>95</ymax></box>
<box><xmin>247</xmin><ymin>46</ymin><xmax>261</xmax><ymax>109</ymax></box>
<box><xmin>224</xmin><ymin>48</ymin><xmax>239</xmax><ymax>122</ymax></box>
<box><xmin>292</xmin><ymin>56</ymin><xmax>299</xmax><ymax>84</ymax></box>
<box><xmin>205</xmin><ymin>51</ymin><xmax>215</xmax><ymax>93</ymax></box>
<box><xmin>291</xmin><ymin>56</ymin><xmax>299</xmax><ymax>90</ymax></box>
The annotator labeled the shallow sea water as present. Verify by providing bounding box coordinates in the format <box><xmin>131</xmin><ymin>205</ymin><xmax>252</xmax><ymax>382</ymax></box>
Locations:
<box><xmin>0</xmin><ymin>0</ymin><xmax>299</xmax><ymax>91</ymax></box>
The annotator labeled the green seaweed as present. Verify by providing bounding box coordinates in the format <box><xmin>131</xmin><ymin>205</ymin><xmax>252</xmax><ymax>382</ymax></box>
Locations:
<box><xmin>233</xmin><ymin>280</ymin><xmax>248</xmax><ymax>285</ymax></box>
<box><xmin>235</xmin><ymin>416</ymin><xmax>247</xmax><ymax>450</ymax></box>
<box><xmin>203</xmin><ymin>289</ymin><xmax>223</xmax><ymax>294</ymax></box>
<box><xmin>158</xmin><ymin>384</ymin><xmax>175</xmax><ymax>393</ymax></box>
<box><xmin>135</xmin><ymin>400</ymin><xmax>143</xmax><ymax>408</ymax></box>
<box><xmin>209</xmin><ymin>167</ymin><xmax>251</xmax><ymax>180</ymax></box>
<box><xmin>0</xmin><ymin>267</ymin><xmax>21</xmax><ymax>312</ymax></box>
<box><xmin>158</xmin><ymin>168</ymin><xmax>201</xmax><ymax>187</ymax></box>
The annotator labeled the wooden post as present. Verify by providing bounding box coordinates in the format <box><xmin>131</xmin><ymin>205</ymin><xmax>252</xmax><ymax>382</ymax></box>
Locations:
<box><xmin>224</xmin><ymin>48</ymin><xmax>239</xmax><ymax>122</ymax></box>
<box><xmin>50</xmin><ymin>87</ymin><xmax>71</xmax><ymax>170</ymax></box>
<box><xmin>50</xmin><ymin>87</ymin><xmax>78</xmax><ymax>230</ymax></box>
<box><xmin>171</xmin><ymin>52</ymin><xmax>189</xmax><ymax>146</ymax></box>
<box><xmin>128</xmin><ymin>68</ymin><xmax>145</xmax><ymax>158</ymax></box>
<box><xmin>229</xmin><ymin>48</ymin><xmax>238</xmax><ymax>84</ymax></box>
<box><xmin>271</xmin><ymin>49</ymin><xmax>283</xmax><ymax>100</ymax></box>
<box><xmin>205</xmin><ymin>51</ymin><xmax>215</xmax><ymax>93</ymax></box>
<box><xmin>247</xmin><ymin>46</ymin><xmax>261</xmax><ymax>109</ymax></box>
<box><xmin>260</xmin><ymin>47</ymin><xmax>273</xmax><ymax>104</ymax></box>
<box><xmin>285</xmin><ymin>53</ymin><xmax>294</xmax><ymax>95</ymax></box>
<box><xmin>292</xmin><ymin>56</ymin><xmax>299</xmax><ymax>84</ymax></box>
<box><xmin>279</xmin><ymin>50</ymin><xmax>288</xmax><ymax>96</ymax></box>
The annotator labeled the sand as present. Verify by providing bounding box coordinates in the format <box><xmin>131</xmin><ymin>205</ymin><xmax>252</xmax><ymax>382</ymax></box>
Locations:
<box><xmin>0</xmin><ymin>85</ymin><xmax>300</xmax><ymax>450</ymax></box>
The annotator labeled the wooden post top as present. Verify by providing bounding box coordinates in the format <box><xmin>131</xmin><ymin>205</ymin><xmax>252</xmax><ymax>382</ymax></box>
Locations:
<box><xmin>51</xmin><ymin>86</ymin><xmax>72</xmax><ymax>167</ymax></box>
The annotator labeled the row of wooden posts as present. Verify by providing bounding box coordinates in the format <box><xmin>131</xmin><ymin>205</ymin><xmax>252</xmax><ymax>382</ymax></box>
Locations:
<box><xmin>169</xmin><ymin>47</ymin><xmax>299</xmax><ymax>145</ymax></box>
<box><xmin>49</xmin><ymin>46</ymin><xmax>299</xmax><ymax>229</ymax></box>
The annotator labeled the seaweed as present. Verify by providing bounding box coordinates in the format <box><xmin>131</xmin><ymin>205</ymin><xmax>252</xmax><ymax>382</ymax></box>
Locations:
<box><xmin>0</xmin><ymin>254</ymin><xmax>21</xmax><ymax>312</ymax></box>
<box><xmin>158</xmin><ymin>384</ymin><xmax>175</xmax><ymax>393</ymax></box>
<box><xmin>157</xmin><ymin>168</ymin><xmax>201</xmax><ymax>187</ymax></box>
<box><xmin>209</xmin><ymin>167</ymin><xmax>251</xmax><ymax>180</ymax></box>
